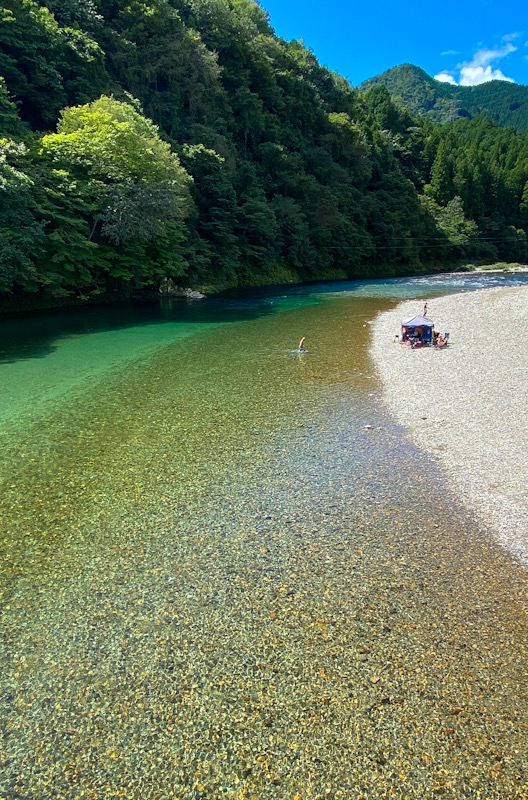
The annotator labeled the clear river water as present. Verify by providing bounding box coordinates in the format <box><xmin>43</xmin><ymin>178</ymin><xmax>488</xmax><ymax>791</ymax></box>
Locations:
<box><xmin>1</xmin><ymin>273</ymin><xmax>528</xmax><ymax>799</ymax></box>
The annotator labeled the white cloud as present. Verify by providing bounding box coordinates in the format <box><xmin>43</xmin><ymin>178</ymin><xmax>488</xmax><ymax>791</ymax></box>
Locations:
<box><xmin>454</xmin><ymin>43</ymin><xmax>516</xmax><ymax>86</ymax></box>
<box><xmin>459</xmin><ymin>65</ymin><xmax>514</xmax><ymax>85</ymax></box>
<box><xmin>436</xmin><ymin>40</ymin><xmax>518</xmax><ymax>86</ymax></box>
<box><xmin>434</xmin><ymin>71</ymin><xmax>458</xmax><ymax>85</ymax></box>
<box><xmin>441</xmin><ymin>50</ymin><xmax>459</xmax><ymax>56</ymax></box>
<box><xmin>459</xmin><ymin>45</ymin><xmax>515</xmax><ymax>85</ymax></box>
<box><xmin>461</xmin><ymin>43</ymin><xmax>516</xmax><ymax>69</ymax></box>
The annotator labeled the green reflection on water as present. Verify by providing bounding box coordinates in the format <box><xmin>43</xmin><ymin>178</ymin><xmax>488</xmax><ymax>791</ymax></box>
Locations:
<box><xmin>0</xmin><ymin>294</ymin><xmax>382</xmax><ymax>579</ymax></box>
<box><xmin>1</xmin><ymin>282</ymin><xmax>528</xmax><ymax>798</ymax></box>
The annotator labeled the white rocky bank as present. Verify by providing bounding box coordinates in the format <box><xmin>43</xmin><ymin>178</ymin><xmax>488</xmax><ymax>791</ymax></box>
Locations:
<box><xmin>371</xmin><ymin>285</ymin><xmax>528</xmax><ymax>568</ymax></box>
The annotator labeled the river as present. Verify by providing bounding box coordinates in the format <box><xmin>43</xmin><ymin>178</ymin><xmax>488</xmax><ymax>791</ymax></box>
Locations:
<box><xmin>1</xmin><ymin>273</ymin><xmax>528</xmax><ymax>799</ymax></box>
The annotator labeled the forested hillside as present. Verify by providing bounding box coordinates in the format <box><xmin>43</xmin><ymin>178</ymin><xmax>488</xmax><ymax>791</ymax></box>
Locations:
<box><xmin>2</xmin><ymin>2</ymin><xmax>528</xmax><ymax>310</ymax></box>
<box><xmin>361</xmin><ymin>64</ymin><xmax>528</xmax><ymax>132</ymax></box>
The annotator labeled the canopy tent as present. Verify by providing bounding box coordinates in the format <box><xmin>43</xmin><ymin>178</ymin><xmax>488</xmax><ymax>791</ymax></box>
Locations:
<box><xmin>401</xmin><ymin>314</ymin><xmax>434</xmax><ymax>343</ymax></box>
<box><xmin>402</xmin><ymin>315</ymin><xmax>434</xmax><ymax>328</ymax></box>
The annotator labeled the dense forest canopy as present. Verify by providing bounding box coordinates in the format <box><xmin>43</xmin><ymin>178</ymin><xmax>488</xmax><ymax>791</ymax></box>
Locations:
<box><xmin>361</xmin><ymin>64</ymin><xmax>528</xmax><ymax>133</ymax></box>
<box><xmin>2</xmin><ymin>1</ymin><xmax>528</xmax><ymax>309</ymax></box>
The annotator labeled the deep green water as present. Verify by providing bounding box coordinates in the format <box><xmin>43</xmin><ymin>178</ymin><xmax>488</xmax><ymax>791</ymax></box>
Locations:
<box><xmin>1</xmin><ymin>273</ymin><xmax>528</xmax><ymax>799</ymax></box>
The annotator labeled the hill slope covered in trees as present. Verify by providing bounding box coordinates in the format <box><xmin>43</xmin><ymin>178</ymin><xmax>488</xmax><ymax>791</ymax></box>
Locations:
<box><xmin>2</xmin><ymin>3</ymin><xmax>528</xmax><ymax>310</ymax></box>
<box><xmin>361</xmin><ymin>64</ymin><xmax>528</xmax><ymax>132</ymax></box>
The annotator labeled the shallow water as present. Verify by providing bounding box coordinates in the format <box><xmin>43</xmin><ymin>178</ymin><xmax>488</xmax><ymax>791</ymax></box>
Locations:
<box><xmin>1</xmin><ymin>274</ymin><xmax>528</xmax><ymax>799</ymax></box>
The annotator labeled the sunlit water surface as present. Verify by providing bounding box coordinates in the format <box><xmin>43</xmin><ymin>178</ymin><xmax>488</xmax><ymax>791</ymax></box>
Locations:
<box><xmin>1</xmin><ymin>273</ymin><xmax>528</xmax><ymax>799</ymax></box>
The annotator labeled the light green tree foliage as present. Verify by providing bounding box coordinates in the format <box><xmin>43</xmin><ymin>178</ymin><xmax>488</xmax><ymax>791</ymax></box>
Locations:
<box><xmin>0</xmin><ymin>138</ymin><xmax>31</xmax><ymax>190</ymax></box>
<box><xmin>37</xmin><ymin>97</ymin><xmax>192</xmax><ymax>294</ymax></box>
<box><xmin>422</xmin><ymin>195</ymin><xmax>477</xmax><ymax>245</ymax></box>
<box><xmin>42</xmin><ymin>96</ymin><xmax>189</xmax><ymax>184</ymax></box>
<box><xmin>42</xmin><ymin>97</ymin><xmax>191</xmax><ymax>227</ymax></box>
<box><xmin>419</xmin><ymin>194</ymin><xmax>478</xmax><ymax>262</ymax></box>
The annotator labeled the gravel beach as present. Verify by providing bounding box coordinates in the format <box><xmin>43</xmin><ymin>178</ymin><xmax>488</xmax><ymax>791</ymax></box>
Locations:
<box><xmin>371</xmin><ymin>283</ymin><xmax>528</xmax><ymax>568</ymax></box>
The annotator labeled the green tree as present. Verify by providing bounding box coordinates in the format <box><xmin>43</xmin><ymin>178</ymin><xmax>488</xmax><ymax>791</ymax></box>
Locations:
<box><xmin>0</xmin><ymin>77</ymin><xmax>26</xmax><ymax>137</ymax></box>
<box><xmin>36</xmin><ymin>97</ymin><xmax>192</xmax><ymax>295</ymax></box>
<box><xmin>180</xmin><ymin>142</ymin><xmax>239</xmax><ymax>284</ymax></box>
<box><xmin>0</xmin><ymin>138</ymin><xmax>44</xmax><ymax>292</ymax></box>
<box><xmin>422</xmin><ymin>194</ymin><xmax>477</xmax><ymax>246</ymax></box>
<box><xmin>41</xmin><ymin>96</ymin><xmax>191</xmax><ymax>247</ymax></box>
<box><xmin>0</xmin><ymin>0</ymin><xmax>106</xmax><ymax>128</ymax></box>
<box><xmin>425</xmin><ymin>140</ymin><xmax>452</xmax><ymax>205</ymax></box>
<box><xmin>519</xmin><ymin>180</ymin><xmax>528</xmax><ymax>228</ymax></box>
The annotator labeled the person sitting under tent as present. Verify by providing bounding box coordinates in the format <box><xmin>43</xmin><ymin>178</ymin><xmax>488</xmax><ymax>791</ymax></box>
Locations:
<box><xmin>401</xmin><ymin>312</ymin><xmax>434</xmax><ymax>346</ymax></box>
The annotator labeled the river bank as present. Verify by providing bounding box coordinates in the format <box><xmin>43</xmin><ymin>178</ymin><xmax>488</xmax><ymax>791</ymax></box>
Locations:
<box><xmin>3</xmin><ymin>263</ymin><xmax>527</xmax><ymax>317</ymax></box>
<box><xmin>371</xmin><ymin>284</ymin><xmax>528</xmax><ymax>567</ymax></box>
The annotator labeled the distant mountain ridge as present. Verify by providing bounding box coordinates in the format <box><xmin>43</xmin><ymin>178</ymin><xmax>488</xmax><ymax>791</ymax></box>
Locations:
<box><xmin>360</xmin><ymin>64</ymin><xmax>528</xmax><ymax>132</ymax></box>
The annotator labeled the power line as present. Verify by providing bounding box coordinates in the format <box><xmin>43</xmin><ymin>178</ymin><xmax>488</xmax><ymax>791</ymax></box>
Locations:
<box><xmin>325</xmin><ymin>235</ymin><xmax>528</xmax><ymax>250</ymax></box>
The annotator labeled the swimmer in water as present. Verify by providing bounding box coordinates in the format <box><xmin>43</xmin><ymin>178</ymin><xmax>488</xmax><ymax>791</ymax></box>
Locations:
<box><xmin>298</xmin><ymin>337</ymin><xmax>307</xmax><ymax>352</ymax></box>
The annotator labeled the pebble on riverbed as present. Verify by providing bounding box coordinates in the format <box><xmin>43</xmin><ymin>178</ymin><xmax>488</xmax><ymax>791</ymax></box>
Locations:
<box><xmin>2</xmin><ymin>300</ymin><xmax>528</xmax><ymax>799</ymax></box>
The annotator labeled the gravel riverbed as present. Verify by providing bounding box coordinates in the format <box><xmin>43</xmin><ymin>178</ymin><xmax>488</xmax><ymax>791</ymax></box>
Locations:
<box><xmin>2</xmin><ymin>292</ymin><xmax>528</xmax><ymax>799</ymax></box>
<box><xmin>371</xmin><ymin>284</ymin><xmax>528</xmax><ymax>568</ymax></box>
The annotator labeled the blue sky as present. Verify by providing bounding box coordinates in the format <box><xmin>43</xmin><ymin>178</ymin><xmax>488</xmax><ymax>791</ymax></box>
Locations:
<box><xmin>262</xmin><ymin>0</ymin><xmax>528</xmax><ymax>87</ymax></box>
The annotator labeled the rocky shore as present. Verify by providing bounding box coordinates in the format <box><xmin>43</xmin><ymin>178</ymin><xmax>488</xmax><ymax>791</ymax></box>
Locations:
<box><xmin>371</xmin><ymin>284</ymin><xmax>528</xmax><ymax>568</ymax></box>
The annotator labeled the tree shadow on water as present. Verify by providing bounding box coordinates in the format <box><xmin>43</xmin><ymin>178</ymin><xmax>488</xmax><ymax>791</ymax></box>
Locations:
<box><xmin>4</xmin><ymin>271</ymin><xmax>507</xmax><ymax>366</ymax></box>
<box><xmin>0</xmin><ymin>294</ymin><xmax>288</xmax><ymax>366</ymax></box>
